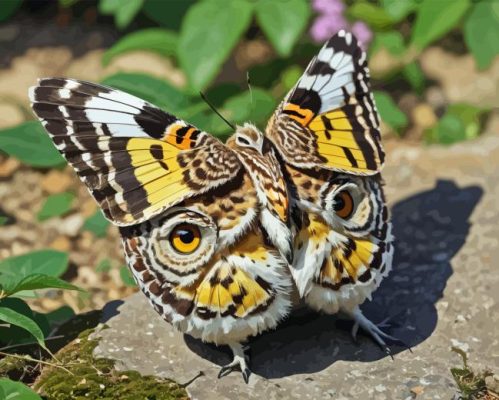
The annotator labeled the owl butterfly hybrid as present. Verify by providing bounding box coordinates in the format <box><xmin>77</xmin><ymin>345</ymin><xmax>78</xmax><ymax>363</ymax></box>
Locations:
<box><xmin>30</xmin><ymin>30</ymin><xmax>400</xmax><ymax>382</ymax></box>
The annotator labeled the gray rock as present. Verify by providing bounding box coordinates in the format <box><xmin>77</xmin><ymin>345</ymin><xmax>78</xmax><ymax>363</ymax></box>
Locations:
<box><xmin>93</xmin><ymin>135</ymin><xmax>499</xmax><ymax>399</ymax></box>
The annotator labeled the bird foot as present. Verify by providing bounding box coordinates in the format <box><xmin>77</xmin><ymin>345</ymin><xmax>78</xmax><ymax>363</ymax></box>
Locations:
<box><xmin>217</xmin><ymin>343</ymin><xmax>251</xmax><ymax>383</ymax></box>
<box><xmin>349</xmin><ymin>308</ymin><xmax>412</xmax><ymax>358</ymax></box>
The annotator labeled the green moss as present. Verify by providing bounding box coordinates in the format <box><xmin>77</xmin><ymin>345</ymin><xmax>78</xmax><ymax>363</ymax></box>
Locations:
<box><xmin>34</xmin><ymin>329</ymin><xmax>188</xmax><ymax>400</ymax></box>
<box><xmin>0</xmin><ymin>355</ymin><xmax>28</xmax><ymax>379</ymax></box>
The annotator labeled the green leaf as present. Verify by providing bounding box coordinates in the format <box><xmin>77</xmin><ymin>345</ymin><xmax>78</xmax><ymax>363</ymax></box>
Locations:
<box><xmin>142</xmin><ymin>0</ymin><xmax>195</xmax><ymax>30</ymax></box>
<box><xmin>0</xmin><ymin>298</ymin><xmax>39</xmax><ymax>344</ymax></box>
<box><xmin>0</xmin><ymin>121</ymin><xmax>66</xmax><ymax>168</ymax></box>
<box><xmin>101</xmin><ymin>73</ymin><xmax>190</xmax><ymax>114</ymax></box>
<box><xmin>0</xmin><ymin>378</ymin><xmax>42</xmax><ymax>400</ymax></box>
<box><xmin>223</xmin><ymin>88</ymin><xmax>276</xmax><ymax>126</ymax></box>
<box><xmin>99</xmin><ymin>0</ymin><xmax>144</xmax><ymax>29</ymax></box>
<box><xmin>0</xmin><ymin>216</ymin><xmax>7</xmax><ymax>226</ymax></box>
<box><xmin>464</xmin><ymin>1</ymin><xmax>499</xmax><ymax>70</ymax></box>
<box><xmin>380</xmin><ymin>0</ymin><xmax>417</xmax><ymax>22</ymax></box>
<box><xmin>402</xmin><ymin>62</ymin><xmax>425</xmax><ymax>94</ymax></box>
<box><xmin>0</xmin><ymin>250</ymin><xmax>69</xmax><ymax>280</ymax></box>
<box><xmin>411</xmin><ymin>0</ymin><xmax>470</xmax><ymax>50</ymax></box>
<box><xmin>37</xmin><ymin>192</ymin><xmax>75</xmax><ymax>221</ymax></box>
<box><xmin>281</xmin><ymin>65</ymin><xmax>303</xmax><ymax>92</ymax></box>
<box><xmin>347</xmin><ymin>2</ymin><xmax>394</xmax><ymax>30</ymax></box>
<box><xmin>255</xmin><ymin>0</ymin><xmax>310</xmax><ymax>57</ymax></box>
<box><xmin>203</xmin><ymin>83</ymin><xmax>241</xmax><ymax>107</ymax></box>
<box><xmin>425</xmin><ymin>103</ymin><xmax>485</xmax><ymax>145</ymax></box>
<box><xmin>373</xmin><ymin>91</ymin><xmax>408</xmax><ymax>134</ymax></box>
<box><xmin>0</xmin><ymin>0</ymin><xmax>23</xmax><ymax>22</ymax></box>
<box><xmin>178</xmin><ymin>0</ymin><xmax>254</xmax><ymax>91</ymax></box>
<box><xmin>371</xmin><ymin>31</ymin><xmax>405</xmax><ymax>56</ymax></box>
<box><xmin>96</xmin><ymin>258</ymin><xmax>112</xmax><ymax>273</ymax></box>
<box><xmin>0</xmin><ymin>307</ymin><xmax>47</xmax><ymax>350</ymax></box>
<box><xmin>2</xmin><ymin>274</ymin><xmax>82</xmax><ymax>297</ymax></box>
<box><xmin>119</xmin><ymin>266</ymin><xmax>136</xmax><ymax>287</ymax></box>
<box><xmin>83</xmin><ymin>211</ymin><xmax>110</xmax><ymax>238</ymax></box>
<box><xmin>102</xmin><ymin>28</ymin><xmax>178</xmax><ymax>66</ymax></box>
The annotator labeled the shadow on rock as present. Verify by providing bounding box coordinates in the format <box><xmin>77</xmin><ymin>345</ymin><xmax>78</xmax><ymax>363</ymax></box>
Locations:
<box><xmin>185</xmin><ymin>179</ymin><xmax>483</xmax><ymax>378</ymax></box>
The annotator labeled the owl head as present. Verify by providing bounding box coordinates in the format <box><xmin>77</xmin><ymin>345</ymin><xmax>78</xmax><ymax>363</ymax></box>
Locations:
<box><xmin>288</xmin><ymin>167</ymin><xmax>393</xmax><ymax>313</ymax></box>
<box><xmin>120</xmin><ymin>166</ymin><xmax>293</xmax><ymax>345</ymax></box>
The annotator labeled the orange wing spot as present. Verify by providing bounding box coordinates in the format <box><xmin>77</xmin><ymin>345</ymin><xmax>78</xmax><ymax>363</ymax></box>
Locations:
<box><xmin>283</xmin><ymin>103</ymin><xmax>315</xmax><ymax>126</ymax></box>
<box><xmin>164</xmin><ymin>123</ymin><xmax>183</xmax><ymax>148</ymax></box>
<box><xmin>164</xmin><ymin>124</ymin><xmax>196</xmax><ymax>150</ymax></box>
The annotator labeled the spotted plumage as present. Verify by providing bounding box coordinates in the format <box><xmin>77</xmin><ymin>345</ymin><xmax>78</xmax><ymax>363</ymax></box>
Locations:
<box><xmin>30</xmin><ymin>30</ymin><xmax>400</xmax><ymax>382</ymax></box>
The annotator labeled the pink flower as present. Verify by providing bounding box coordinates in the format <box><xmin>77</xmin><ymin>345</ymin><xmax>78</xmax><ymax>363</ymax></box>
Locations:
<box><xmin>310</xmin><ymin>14</ymin><xmax>348</xmax><ymax>43</ymax></box>
<box><xmin>351</xmin><ymin>21</ymin><xmax>373</xmax><ymax>49</ymax></box>
<box><xmin>309</xmin><ymin>0</ymin><xmax>374</xmax><ymax>50</ymax></box>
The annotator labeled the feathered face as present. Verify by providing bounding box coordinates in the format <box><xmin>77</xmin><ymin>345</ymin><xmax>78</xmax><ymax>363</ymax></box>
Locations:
<box><xmin>119</xmin><ymin>170</ymin><xmax>293</xmax><ymax>345</ymax></box>
<box><xmin>287</xmin><ymin>166</ymin><xmax>393</xmax><ymax>314</ymax></box>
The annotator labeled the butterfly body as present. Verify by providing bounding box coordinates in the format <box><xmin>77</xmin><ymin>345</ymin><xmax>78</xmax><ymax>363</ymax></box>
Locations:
<box><xmin>30</xmin><ymin>30</ymin><xmax>403</xmax><ymax>382</ymax></box>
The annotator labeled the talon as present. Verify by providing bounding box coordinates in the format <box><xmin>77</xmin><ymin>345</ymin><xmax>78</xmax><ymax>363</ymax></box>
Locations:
<box><xmin>218</xmin><ymin>365</ymin><xmax>233</xmax><ymax>379</ymax></box>
<box><xmin>348</xmin><ymin>307</ymin><xmax>410</xmax><ymax>358</ymax></box>
<box><xmin>242</xmin><ymin>368</ymin><xmax>251</xmax><ymax>384</ymax></box>
<box><xmin>384</xmin><ymin>346</ymin><xmax>394</xmax><ymax>361</ymax></box>
<box><xmin>217</xmin><ymin>343</ymin><xmax>251</xmax><ymax>383</ymax></box>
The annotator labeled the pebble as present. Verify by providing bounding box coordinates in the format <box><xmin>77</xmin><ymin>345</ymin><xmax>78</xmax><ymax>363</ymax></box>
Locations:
<box><xmin>0</xmin><ymin>157</ymin><xmax>20</xmax><ymax>178</ymax></box>
<box><xmin>50</xmin><ymin>235</ymin><xmax>72</xmax><ymax>252</ymax></box>
<box><xmin>0</xmin><ymin>103</ymin><xmax>24</xmax><ymax>129</ymax></box>
<box><xmin>410</xmin><ymin>386</ymin><xmax>424</xmax><ymax>396</ymax></box>
<box><xmin>411</xmin><ymin>104</ymin><xmax>437</xmax><ymax>129</ymax></box>
<box><xmin>41</xmin><ymin>170</ymin><xmax>73</xmax><ymax>194</ymax></box>
<box><xmin>81</xmin><ymin>198</ymin><xmax>97</xmax><ymax>218</ymax></box>
<box><xmin>425</xmin><ymin>86</ymin><xmax>447</xmax><ymax>110</ymax></box>
<box><xmin>58</xmin><ymin>214</ymin><xmax>84</xmax><ymax>237</ymax></box>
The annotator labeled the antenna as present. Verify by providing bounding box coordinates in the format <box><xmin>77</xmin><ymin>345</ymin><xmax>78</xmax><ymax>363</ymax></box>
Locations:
<box><xmin>199</xmin><ymin>92</ymin><xmax>235</xmax><ymax>131</ymax></box>
<box><xmin>246</xmin><ymin>71</ymin><xmax>253</xmax><ymax>105</ymax></box>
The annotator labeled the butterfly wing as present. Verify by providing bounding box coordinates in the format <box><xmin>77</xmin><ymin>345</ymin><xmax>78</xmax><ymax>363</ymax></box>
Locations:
<box><xmin>266</xmin><ymin>30</ymin><xmax>384</xmax><ymax>175</ymax></box>
<box><xmin>29</xmin><ymin>78</ymin><xmax>241</xmax><ymax>225</ymax></box>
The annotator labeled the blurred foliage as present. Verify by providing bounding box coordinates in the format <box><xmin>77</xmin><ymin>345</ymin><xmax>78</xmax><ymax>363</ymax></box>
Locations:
<box><xmin>0</xmin><ymin>0</ymin><xmax>498</xmax><ymax>393</ymax></box>
<box><xmin>425</xmin><ymin>103</ymin><xmax>487</xmax><ymax>145</ymax></box>
<box><xmin>119</xmin><ymin>265</ymin><xmax>137</xmax><ymax>287</ymax></box>
<box><xmin>37</xmin><ymin>192</ymin><xmax>75</xmax><ymax>221</ymax></box>
<box><xmin>0</xmin><ymin>122</ymin><xmax>65</xmax><ymax>168</ymax></box>
<box><xmin>0</xmin><ymin>378</ymin><xmax>42</xmax><ymax>400</ymax></box>
<box><xmin>82</xmin><ymin>210</ymin><xmax>110</xmax><ymax>237</ymax></box>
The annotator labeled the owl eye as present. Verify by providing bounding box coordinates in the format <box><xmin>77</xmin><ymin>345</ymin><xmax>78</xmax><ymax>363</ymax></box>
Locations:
<box><xmin>334</xmin><ymin>191</ymin><xmax>354</xmax><ymax>219</ymax></box>
<box><xmin>169</xmin><ymin>224</ymin><xmax>201</xmax><ymax>254</ymax></box>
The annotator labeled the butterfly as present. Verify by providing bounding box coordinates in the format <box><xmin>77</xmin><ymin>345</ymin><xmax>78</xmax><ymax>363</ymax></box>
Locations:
<box><xmin>30</xmin><ymin>30</ymin><xmax>398</xmax><ymax>382</ymax></box>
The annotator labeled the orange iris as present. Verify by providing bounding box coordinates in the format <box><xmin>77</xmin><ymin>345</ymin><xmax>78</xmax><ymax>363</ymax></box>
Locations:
<box><xmin>334</xmin><ymin>191</ymin><xmax>354</xmax><ymax>219</ymax></box>
<box><xmin>169</xmin><ymin>224</ymin><xmax>201</xmax><ymax>254</ymax></box>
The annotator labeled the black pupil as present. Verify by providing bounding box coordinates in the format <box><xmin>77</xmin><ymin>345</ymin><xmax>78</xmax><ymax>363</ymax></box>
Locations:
<box><xmin>177</xmin><ymin>229</ymin><xmax>194</xmax><ymax>244</ymax></box>
<box><xmin>238</xmin><ymin>137</ymin><xmax>250</xmax><ymax>145</ymax></box>
<box><xmin>334</xmin><ymin>194</ymin><xmax>345</xmax><ymax>211</ymax></box>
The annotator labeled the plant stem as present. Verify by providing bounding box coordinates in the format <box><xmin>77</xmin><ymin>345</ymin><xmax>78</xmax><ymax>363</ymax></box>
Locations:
<box><xmin>0</xmin><ymin>350</ymin><xmax>73</xmax><ymax>375</ymax></box>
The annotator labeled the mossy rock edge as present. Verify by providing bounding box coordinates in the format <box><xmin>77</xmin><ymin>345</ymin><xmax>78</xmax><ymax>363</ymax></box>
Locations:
<box><xmin>34</xmin><ymin>328</ymin><xmax>189</xmax><ymax>400</ymax></box>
